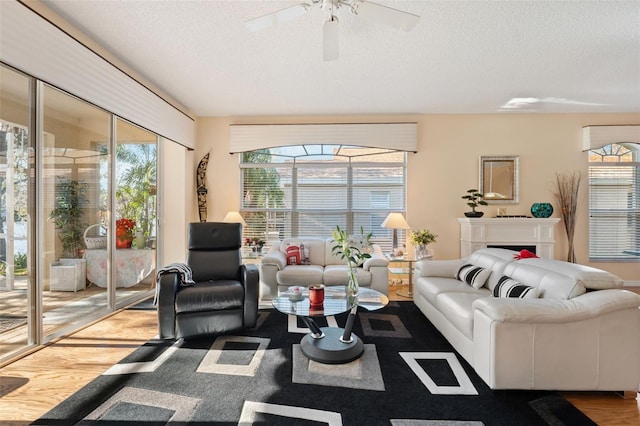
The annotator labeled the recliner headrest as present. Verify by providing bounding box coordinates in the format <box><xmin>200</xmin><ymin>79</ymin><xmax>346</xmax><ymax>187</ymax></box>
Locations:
<box><xmin>188</xmin><ymin>222</ymin><xmax>241</xmax><ymax>251</ymax></box>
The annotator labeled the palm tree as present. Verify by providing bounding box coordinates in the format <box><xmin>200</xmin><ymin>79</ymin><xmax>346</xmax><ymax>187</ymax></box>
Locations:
<box><xmin>115</xmin><ymin>144</ymin><xmax>157</xmax><ymax>237</ymax></box>
<box><xmin>242</xmin><ymin>150</ymin><xmax>285</xmax><ymax>239</ymax></box>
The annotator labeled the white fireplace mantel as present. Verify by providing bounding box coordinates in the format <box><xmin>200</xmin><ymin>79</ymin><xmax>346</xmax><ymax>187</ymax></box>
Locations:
<box><xmin>458</xmin><ymin>217</ymin><xmax>560</xmax><ymax>259</ymax></box>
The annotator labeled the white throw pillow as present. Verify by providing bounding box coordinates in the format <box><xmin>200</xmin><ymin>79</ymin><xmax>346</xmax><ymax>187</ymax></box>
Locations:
<box><xmin>493</xmin><ymin>275</ymin><xmax>539</xmax><ymax>299</ymax></box>
<box><xmin>456</xmin><ymin>264</ymin><xmax>491</xmax><ymax>289</ymax></box>
<box><xmin>284</xmin><ymin>242</ymin><xmax>311</xmax><ymax>265</ymax></box>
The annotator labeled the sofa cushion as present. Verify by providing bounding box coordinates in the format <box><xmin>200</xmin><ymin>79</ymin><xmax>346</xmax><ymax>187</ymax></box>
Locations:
<box><xmin>493</xmin><ymin>275</ymin><xmax>539</xmax><ymax>299</ymax></box>
<box><xmin>175</xmin><ymin>280</ymin><xmax>244</xmax><ymax>314</ymax></box>
<box><xmin>517</xmin><ymin>258</ymin><xmax>623</xmax><ymax>290</ymax></box>
<box><xmin>503</xmin><ymin>262</ymin><xmax>585</xmax><ymax>299</ymax></box>
<box><xmin>415</xmin><ymin>276</ymin><xmax>486</xmax><ymax>306</ymax></box>
<box><xmin>456</xmin><ymin>264</ymin><xmax>492</xmax><ymax>289</ymax></box>
<box><xmin>323</xmin><ymin>265</ymin><xmax>372</xmax><ymax>286</ymax></box>
<box><xmin>276</xmin><ymin>265</ymin><xmax>324</xmax><ymax>286</ymax></box>
<box><xmin>435</xmin><ymin>292</ymin><xmax>488</xmax><ymax>339</ymax></box>
<box><xmin>416</xmin><ymin>258</ymin><xmax>466</xmax><ymax>278</ymax></box>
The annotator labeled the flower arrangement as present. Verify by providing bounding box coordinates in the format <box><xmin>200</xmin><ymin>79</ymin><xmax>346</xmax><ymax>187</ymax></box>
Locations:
<box><xmin>331</xmin><ymin>226</ymin><xmax>372</xmax><ymax>296</ymax></box>
<box><xmin>410</xmin><ymin>228</ymin><xmax>437</xmax><ymax>259</ymax></box>
<box><xmin>409</xmin><ymin>229</ymin><xmax>437</xmax><ymax>246</ymax></box>
<box><xmin>245</xmin><ymin>237</ymin><xmax>265</xmax><ymax>247</ymax></box>
<box><xmin>116</xmin><ymin>218</ymin><xmax>136</xmax><ymax>233</ymax></box>
<box><xmin>116</xmin><ymin>218</ymin><xmax>136</xmax><ymax>248</ymax></box>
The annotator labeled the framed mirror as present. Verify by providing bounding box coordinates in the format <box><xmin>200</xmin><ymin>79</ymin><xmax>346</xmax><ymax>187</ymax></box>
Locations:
<box><xmin>479</xmin><ymin>156</ymin><xmax>519</xmax><ymax>204</ymax></box>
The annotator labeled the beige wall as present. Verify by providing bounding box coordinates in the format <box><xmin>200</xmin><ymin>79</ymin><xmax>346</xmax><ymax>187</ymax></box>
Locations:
<box><xmin>194</xmin><ymin>113</ymin><xmax>640</xmax><ymax>282</ymax></box>
<box><xmin>159</xmin><ymin>137</ymin><xmax>188</xmax><ymax>265</ymax></box>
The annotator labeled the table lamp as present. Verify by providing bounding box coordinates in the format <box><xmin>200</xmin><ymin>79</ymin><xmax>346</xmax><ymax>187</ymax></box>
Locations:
<box><xmin>223</xmin><ymin>211</ymin><xmax>247</xmax><ymax>226</ymax></box>
<box><xmin>381</xmin><ymin>212</ymin><xmax>411</xmax><ymax>255</ymax></box>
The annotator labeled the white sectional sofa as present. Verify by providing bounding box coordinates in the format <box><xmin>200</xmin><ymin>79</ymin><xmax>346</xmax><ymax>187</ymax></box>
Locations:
<box><xmin>259</xmin><ymin>237</ymin><xmax>389</xmax><ymax>299</ymax></box>
<box><xmin>413</xmin><ymin>248</ymin><xmax>640</xmax><ymax>392</ymax></box>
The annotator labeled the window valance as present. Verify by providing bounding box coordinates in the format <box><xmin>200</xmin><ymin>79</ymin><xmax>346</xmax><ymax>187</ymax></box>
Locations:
<box><xmin>583</xmin><ymin>125</ymin><xmax>640</xmax><ymax>151</ymax></box>
<box><xmin>229</xmin><ymin>123</ymin><xmax>418</xmax><ymax>154</ymax></box>
<box><xmin>0</xmin><ymin>1</ymin><xmax>194</xmax><ymax>149</ymax></box>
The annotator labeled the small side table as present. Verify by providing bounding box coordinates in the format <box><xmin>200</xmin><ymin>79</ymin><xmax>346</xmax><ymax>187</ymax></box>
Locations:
<box><xmin>387</xmin><ymin>255</ymin><xmax>432</xmax><ymax>298</ymax></box>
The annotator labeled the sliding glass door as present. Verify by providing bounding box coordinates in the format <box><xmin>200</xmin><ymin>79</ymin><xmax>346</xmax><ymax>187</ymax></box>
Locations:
<box><xmin>114</xmin><ymin>119</ymin><xmax>157</xmax><ymax>304</ymax></box>
<box><xmin>0</xmin><ymin>65</ymin><xmax>163</xmax><ymax>364</ymax></box>
<box><xmin>41</xmin><ymin>84</ymin><xmax>111</xmax><ymax>338</ymax></box>
<box><xmin>0</xmin><ymin>65</ymin><xmax>32</xmax><ymax>359</ymax></box>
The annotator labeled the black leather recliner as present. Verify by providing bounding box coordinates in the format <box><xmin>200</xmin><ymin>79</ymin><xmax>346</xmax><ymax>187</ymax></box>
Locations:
<box><xmin>157</xmin><ymin>222</ymin><xmax>259</xmax><ymax>339</ymax></box>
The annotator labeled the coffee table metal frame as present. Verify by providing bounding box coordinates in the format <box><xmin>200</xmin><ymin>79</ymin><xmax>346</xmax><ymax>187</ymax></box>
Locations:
<box><xmin>272</xmin><ymin>286</ymin><xmax>388</xmax><ymax>364</ymax></box>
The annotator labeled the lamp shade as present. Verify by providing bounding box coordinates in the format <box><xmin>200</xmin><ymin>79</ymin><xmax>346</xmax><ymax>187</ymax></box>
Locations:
<box><xmin>381</xmin><ymin>212</ymin><xmax>410</xmax><ymax>230</ymax></box>
<box><xmin>223</xmin><ymin>211</ymin><xmax>247</xmax><ymax>226</ymax></box>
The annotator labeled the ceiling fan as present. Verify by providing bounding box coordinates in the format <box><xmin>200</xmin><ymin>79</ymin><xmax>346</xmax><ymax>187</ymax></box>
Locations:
<box><xmin>244</xmin><ymin>0</ymin><xmax>419</xmax><ymax>61</ymax></box>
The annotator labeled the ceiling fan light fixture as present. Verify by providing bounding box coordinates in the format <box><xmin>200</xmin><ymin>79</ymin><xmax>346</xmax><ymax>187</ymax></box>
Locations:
<box><xmin>323</xmin><ymin>15</ymin><xmax>339</xmax><ymax>61</ymax></box>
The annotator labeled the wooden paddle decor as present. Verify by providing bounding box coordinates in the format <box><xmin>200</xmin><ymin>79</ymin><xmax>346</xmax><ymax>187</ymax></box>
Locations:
<box><xmin>196</xmin><ymin>152</ymin><xmax>210</xmax><ymax>222</ymax></box>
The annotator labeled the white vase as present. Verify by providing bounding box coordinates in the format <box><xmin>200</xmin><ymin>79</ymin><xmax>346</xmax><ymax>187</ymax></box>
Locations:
<box><xmin>415</xmin><ymin>245</ymin><xmax>432</xmax><ymax>260</ymax></box>
<box><xmin>134</xmin><ymin>230</ymin><xmax>146</xmax><ymax>249</ymax></box>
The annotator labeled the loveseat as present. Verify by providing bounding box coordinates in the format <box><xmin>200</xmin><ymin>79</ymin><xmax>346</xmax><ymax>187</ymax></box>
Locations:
<box><xmin>413</xmin><ymin>247</ymin><xmax>640</xmax><ymax>392</ymax></box>
<box><xmin>259</xmin><ymin>237</ymin><xmax>389</xmax><ymax>299</ymax></box>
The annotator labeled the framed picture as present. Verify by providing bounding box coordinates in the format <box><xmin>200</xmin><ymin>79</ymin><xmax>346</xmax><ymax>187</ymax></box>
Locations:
<box><xmin>479</xmin><ymin>156</ymin><xmax>519</xmax><ymax>204</ymax></box>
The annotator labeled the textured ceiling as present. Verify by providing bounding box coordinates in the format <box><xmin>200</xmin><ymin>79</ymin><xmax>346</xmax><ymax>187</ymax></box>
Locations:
<box><xmin>42</xmin><ymin>0</ymin><xmax>640</xmax><ymax>117</ymax></box>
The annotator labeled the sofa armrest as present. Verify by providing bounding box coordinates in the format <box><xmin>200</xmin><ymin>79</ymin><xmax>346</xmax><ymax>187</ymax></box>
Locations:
<box><xmin>261</xmin><ymin>251</ymin><xmax>286</xmax><ymax>270</ymax></box>
<box><xmin>415</xmin><ymin>258</ymin><xmax>466</xmax><ymax>278</ymax></box>
<box><xmin>472</xmin><ymin>289</ymin><xmax>640</xmax><ymax>323</ymax></box>
<box><xmin>363</xmin><ymin>252</ymin><xmax>389</xmax><ymax>270</ymax></box>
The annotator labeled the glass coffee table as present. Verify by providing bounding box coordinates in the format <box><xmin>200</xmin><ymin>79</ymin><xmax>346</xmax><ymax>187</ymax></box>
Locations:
<box><xmin>272</xmin><ymin>286</ymin><xmax>389</xmax><ymax>364</ymax></box>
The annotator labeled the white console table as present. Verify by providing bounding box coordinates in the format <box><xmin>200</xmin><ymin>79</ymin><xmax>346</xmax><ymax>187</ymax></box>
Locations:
<box><xmin>458</xmin><ymin>217</ymin><xmax>560</xmax><ymax>259</ymax></box>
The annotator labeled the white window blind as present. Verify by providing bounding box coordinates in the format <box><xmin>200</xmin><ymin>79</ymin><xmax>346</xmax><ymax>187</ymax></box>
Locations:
<box><xmin>239</xmin><ymin>148</ymin><xmax>406</xmax><ymax>252</ymax></box>
<box><xmin>589</xmin><ymin>162</ymin><xmax>640</xmax><ymax>261</ymax></box>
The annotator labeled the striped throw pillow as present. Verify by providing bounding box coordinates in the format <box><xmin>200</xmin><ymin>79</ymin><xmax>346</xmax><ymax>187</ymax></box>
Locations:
<box><xmin>456</xmin><ymin>264</ymin><xmax>491</xmax><ymax>289</ymax></box>
<box><xmin>493</xmin><ymin>275</ymin><xmax>539</xmax><ymax>298</ymax></box>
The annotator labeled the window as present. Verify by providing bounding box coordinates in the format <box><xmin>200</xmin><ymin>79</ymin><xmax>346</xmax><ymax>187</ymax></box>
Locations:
<box><xmin>240</xmin><ymin>145</ymin><xmax>406</xmax><ymax>251</ymax></box>
<box><xmin>588</xmin><ymin>143</ymin><xmax>640</xmax><ymax>261</ymax></box>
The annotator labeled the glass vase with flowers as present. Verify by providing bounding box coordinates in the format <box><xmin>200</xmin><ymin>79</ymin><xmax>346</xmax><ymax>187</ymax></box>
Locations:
<box><xmin>409</xmin><ymin>228</ymin><xmax>437</xmax><ymax>259</ymax></box>
<box><xmin>331</xmin><ymin>226</ymin><xmax>373</xmax><ymax>297</ymax></box>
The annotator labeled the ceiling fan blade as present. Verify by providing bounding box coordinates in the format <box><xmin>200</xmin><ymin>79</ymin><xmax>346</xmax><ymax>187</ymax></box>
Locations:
<box><xmin>244</xmin><ymin>3</ymin><xmax>310</xmax><ymax>32</ymax></box>
<box><xmin>323</xmin><ymin>16</ymin><xmax>339</xmax><ymax>61</ymax></box>
<box><xmin>353</xmin><ymin>1</ymin><xmax>419</xmax><ymax>31</ymax></box>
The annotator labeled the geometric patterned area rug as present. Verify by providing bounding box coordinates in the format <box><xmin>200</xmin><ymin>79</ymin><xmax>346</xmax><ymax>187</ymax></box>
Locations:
<box><xmin>34</xmin><ymin>301</ymin><xmax>596</xmax><ymax>425</ymax></box>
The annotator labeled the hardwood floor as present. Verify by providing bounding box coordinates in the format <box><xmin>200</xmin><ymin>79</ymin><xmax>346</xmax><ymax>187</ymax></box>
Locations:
<box><xmin>0</xmin><ymin>288</ymin><xmax>638</xmax><ymax>425</ymax></box>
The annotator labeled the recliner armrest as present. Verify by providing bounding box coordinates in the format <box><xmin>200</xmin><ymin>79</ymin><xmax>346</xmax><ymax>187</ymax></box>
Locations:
<box><xmin>157</xmin><ymin>272</ymin><xmax>180</xmax><ymax>339</ymax></box>
<box><xmin>241</xmin><ymin>264</ymin><xmax>259</xmax><ymax>327</ymax></box>
<box><xmin>261</xmin><ymin>251</ymin><xmax>286</xmax><ymax>270</ymax></box>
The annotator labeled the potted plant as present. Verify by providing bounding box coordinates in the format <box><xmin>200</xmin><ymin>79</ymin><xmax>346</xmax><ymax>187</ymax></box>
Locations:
<box><xmin>49</xmin><ymin>178</ymin><xmax>88</xmax><ymax>291</ymax></box>
<box><xmin>409</xmin><ymin>229</ymin><xmax>437</xmax><ymax>259</ymax></box>
<box><xmin>462</xmin><ymin>188</ymin><xmax>488</xmax><ymax>217</ymax></box>
<box><xmin>115</xmin><ymin>218</ymin><xmax>136</xmax><ymax>249</ymax></box>
<box><xmin>49</xmin><ymin>178</ymin><xmax>88</xmax><ymax>258</ymax></box>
